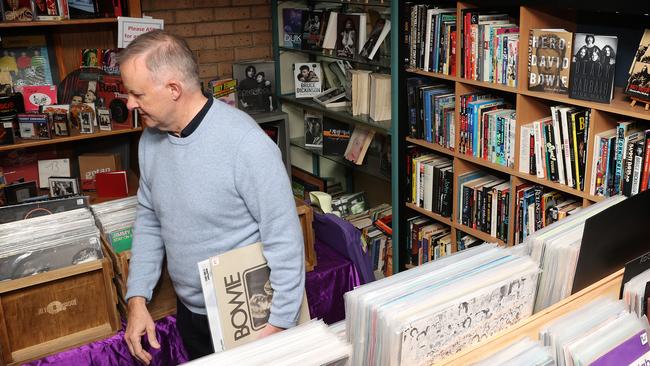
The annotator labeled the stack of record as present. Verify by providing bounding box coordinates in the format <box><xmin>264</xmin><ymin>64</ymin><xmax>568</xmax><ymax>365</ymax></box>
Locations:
<box><xmin>0</xmin><ymin>208</ymin><xmax>102</xmax><ymax>280</ymax></box>
<box><xmin>91</xmin><ymin>196</ymin><xmax>137</xmax><ymax>253</ymax></box>
<box><xmin>184</xmin><ymin>320</ymin><xmax>351</xmax><ymax>366</ymax></box>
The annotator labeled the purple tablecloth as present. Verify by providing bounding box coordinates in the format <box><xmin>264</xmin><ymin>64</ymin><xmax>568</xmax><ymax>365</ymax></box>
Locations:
<box><xmin>25</xmin><ymin>239</ymin><xmax>359</xmax><ymax>365</ymax></box>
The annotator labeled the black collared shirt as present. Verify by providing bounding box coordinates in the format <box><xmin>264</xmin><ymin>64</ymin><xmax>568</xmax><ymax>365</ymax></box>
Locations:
<box><xmin>172</xmin><ymin>93</ymin><xmax>213</xmax><ymax>138</ymax></box>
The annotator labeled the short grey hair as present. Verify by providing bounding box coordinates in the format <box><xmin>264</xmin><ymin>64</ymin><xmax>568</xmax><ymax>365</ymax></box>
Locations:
<box><xmin>118</xmin><ymin>30</ymin><xmax>200</xmax><ymax>90</ymax></box>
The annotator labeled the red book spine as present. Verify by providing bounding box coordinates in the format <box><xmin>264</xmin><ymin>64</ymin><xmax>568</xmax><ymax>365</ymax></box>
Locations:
<box><xmin>640</xmin><ymin>133</ymin><xmax>650</xmax><ymax>192</ymax></box>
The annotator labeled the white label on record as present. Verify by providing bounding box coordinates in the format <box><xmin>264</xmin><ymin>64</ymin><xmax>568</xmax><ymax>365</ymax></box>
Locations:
<box><xmin>641</xmin><ymin>332</ymin><xmax>648</xmax><ymax>346</ymax></box>
<box><xmin>77</xmin><ymin>199</ymin><xmax>84</xmax><ymax>205</ymax></box>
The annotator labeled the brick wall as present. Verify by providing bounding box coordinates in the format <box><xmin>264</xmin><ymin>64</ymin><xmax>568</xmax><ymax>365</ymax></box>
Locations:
<box><xmin>141</xmin><ymin>0</ymin><xmax>273</xmax><ymax>87</ymax></box>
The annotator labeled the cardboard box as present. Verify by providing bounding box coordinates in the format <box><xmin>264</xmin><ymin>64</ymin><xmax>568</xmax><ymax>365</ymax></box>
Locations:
<box><xmin>78</xmin><ymin>154</ymin><xmax>121</xmax><ymax>191</ymax></box>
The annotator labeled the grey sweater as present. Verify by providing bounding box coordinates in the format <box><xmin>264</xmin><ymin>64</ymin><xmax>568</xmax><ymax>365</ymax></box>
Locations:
<box><xmin>125</xmin><ymin>99</ymin><xmax>305</xmax><ymax>328</ymax></box>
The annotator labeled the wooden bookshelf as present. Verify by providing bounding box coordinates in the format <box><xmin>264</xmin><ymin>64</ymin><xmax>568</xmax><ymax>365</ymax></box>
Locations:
<box><xmin>398</xmin><ymin>2</ymin><xmax>650</xmax><ymax>270</ymax></box>
<box><xmin>0</xmin><ymin>18</ymin><xmax>118</xmax><ymax>28</ymax></box>
<box><xmin>0</xmin><ymin>128</ymin><xmax>142</xmax><ymax>152</ymax></box>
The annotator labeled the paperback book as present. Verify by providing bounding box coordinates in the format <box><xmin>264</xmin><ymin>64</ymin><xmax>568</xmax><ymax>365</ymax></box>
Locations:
<box><xmin>528</xmin><ymin>29</ymin><xmax>572</xmax><ymax>94</ymax></box>
<box><xmin>294</xmin><ymin>62</ymin><xmax>322</xmax><ymax>98</ymax></box>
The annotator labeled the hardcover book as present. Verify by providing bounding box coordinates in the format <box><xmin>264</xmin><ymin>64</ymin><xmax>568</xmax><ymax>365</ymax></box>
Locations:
<box><xmin>208</xmin><ymin>242</ymin><xmax>310</xmax><ymax>351</ymax></box>
<box><xmin>282</xmin><ymin>8</ymin><xmax>303</xmax><ymax>49</ymax></box>
<box><xmin>301</xmin><ymin>11</ymin><xmax>324</xmax><ymax>51</ymax></box>
<box><xmin>304</xmin><ymin>111</ymin><xmax>323</xmax><ymax>149</ymax></box>
<box><xmin>323</xmin><ymin>118</ymin><xmax>351</xmax><ymax>156</ymax></box>
<box><xmin>294</xmin><ymin>62</ymin><xmax>322</xmax><ymax>98</ymax></box>
<box><xmin>528</xmin><ymin>29</ymin><xmax>572</xmax><ymax>94</ymax></box>
<box><xmin>233</xmin><ymin>61</ymin><xmax>276</xmax><ymax>114</ymax></box>
<box><xmin>569</xmin><ymin>34</ymin><xmax>618</xmax><ymax>103</ymax></box>
<box><xmin>625</xmin><ymin>28</ymin><xmax>650</xmax><ymax>101</ymax></box>
<box><xmin>335</xmin><ymin>14</ymin><xmax>361</xmax><ymax>59</ymax></box>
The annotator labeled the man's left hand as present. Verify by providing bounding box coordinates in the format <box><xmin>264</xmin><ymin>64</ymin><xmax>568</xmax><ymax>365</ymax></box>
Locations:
<box><xmin>258</xmin><ymin>324</ymin><xmax>284</xmax><ymax>339</ymax></box>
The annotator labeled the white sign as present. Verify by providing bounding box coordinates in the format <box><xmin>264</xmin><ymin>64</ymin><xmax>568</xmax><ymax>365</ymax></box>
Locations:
<box><xmin>117</xmin><ymin>16</ymin><xmax>164</xmax><ymax>48</ymax></box>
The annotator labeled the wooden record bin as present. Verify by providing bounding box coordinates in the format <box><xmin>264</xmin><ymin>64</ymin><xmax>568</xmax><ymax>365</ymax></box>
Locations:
<box><xmin>295</xmin><ymin>198</ymin><xmax>317</xmax><ymax>272</ymax></box>
<box><xmin>0</xmin><ymin>259</ymin><xmax>120</xmax><ymax>366</ymax></box>
<box><xmin>440</xmin><ymin>268</ymin><xmax>625</xmax><ymax>365</ymax></box>
<box><xmin>101</xmin><ymin>239</ymin><xmax>177</xmax><ymax>321</ymax></box>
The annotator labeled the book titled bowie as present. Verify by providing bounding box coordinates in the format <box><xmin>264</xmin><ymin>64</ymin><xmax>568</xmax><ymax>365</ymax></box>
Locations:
<box><xmin>204</xmin><ymin>242</ymin><xmax>310</xmax><ymax>351</ymax></box>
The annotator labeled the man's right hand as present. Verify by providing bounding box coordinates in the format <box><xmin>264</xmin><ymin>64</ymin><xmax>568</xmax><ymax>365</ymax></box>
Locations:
<box><xmin>125</xmin><ymin>297</ymin><xmax>160</xmax><ymax>365</ymax></box>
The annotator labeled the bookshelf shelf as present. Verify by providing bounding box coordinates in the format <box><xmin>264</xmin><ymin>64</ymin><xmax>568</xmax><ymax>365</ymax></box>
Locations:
<box><xmin>0</xmin><ymin>128</ymin><xmax>142</xmax><ymax>152</ymax></box>
<box><xmin>290</xmin><ymin>136</ymin><xmax>391</xmax><ymax>182</ymax></box>
<box><xmin>405</xmin><ymin>203</ymin><xmax>453</xmax><ymax>226</ymax></box>
<box><xmin>279</xmin><ymin>94</ymin><xmax>392</xmax><ymax>134</ymax></box>
<box><xmin>0</xmin><ymin>18</ymin><xmax>118</xmax><ymax>28</ymax></box>
<box><xmin>520</xmin><ymin>87</ymin><xmax>650</xmax><ymax>122</ymax></box>
<box><xmin>405</xmin><ymin>137</ymin><xmax>455</xmax><ymax>157</ymax></box>
<box><xmin>278</xmin><ymin>0</ymin><xmax>392</xmax><ymax>8</ymax></box>
<box><xmin>455</xmin><ymin>222</ymin><xmax>507</xmax><ymax>246</ymax></box>
<box><xmin>407</xmin><ymin>69</ymin><xmax>518</xmax><ymax>94</ymax></box>
<box><xmin>279</xmin><ymin>46</ymin><xmax>391</xmax><ymax>69</ymax></box>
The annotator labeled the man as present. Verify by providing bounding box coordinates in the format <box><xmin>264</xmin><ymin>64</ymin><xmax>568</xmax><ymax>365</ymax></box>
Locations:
<box><xmin>119</xmin><ymin>30</ymin><xmax>305</xmax><ymax>364</ymax></box>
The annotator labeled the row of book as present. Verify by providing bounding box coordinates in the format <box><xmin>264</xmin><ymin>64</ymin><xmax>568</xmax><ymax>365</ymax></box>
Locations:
<box><xmin>406</xmin><ymin>78</ymin><xmax>455</xmax><ymax>150</ymax></box>
<box><xmin>519</xmin><ymin>106</ymin><xmax>591</xmax><ymax>191</ymax></box>
<box><xmin>346</xmin><ymin>203</ymin><xmax>392</xmax><ymax>278</ymax></box>
<box><xmin>406</xmin><ymin>148</ymin><xmax>453</xmax><ymax>216</ymax></box>
<box><xmin>403</xmin><ymin>5</ymin><xmax>457</xmax><ymax>76</ymax></box>
<box><xmin>459</xmin><ymin>92</ymin><xmax>516</xmax><ymax>167</ymax></box>
<box><xmin>461</xmin><ymin>8</ymin><xmax>519</xmax><ymax>87</ymax></box>
<box><xmin>458</xmin><ymin>171</ymin><xmax>511</xmax><ymax>241</ymax></box>
<box><xmin>1</xmin><ymin>0</ymin><xmax>125</xmax><ymax>22</ymax></box>
<box><xmin>283</xmin><ymin>8</ymin><xmax>391</xmax><ymax>61</ymax></box>
<box><xmin>514</xmin><ymin>184</ymin><xmax>580</xmax><ymax>244</ymax></box>
<box><xmin>591</xmin><ymin>121</ymin><xmax>650</xmax><ymax>198</ymax></box>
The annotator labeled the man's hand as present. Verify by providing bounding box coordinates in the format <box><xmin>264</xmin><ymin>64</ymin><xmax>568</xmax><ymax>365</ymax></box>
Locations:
<box><xmin>125</xmin><ymin>297</ymin><xmax>160</xmax><ymax>365</ymax></box>
<box><xmin>257</xmin><ymin>323</ymin><xmax>284</xmax><ymax>339</ymax></box>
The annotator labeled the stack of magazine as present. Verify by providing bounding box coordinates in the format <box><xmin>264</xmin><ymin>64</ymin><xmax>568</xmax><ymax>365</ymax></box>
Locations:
<box><xmin>344</xmin><ymin>244</ymin><xmax>540</xmax><ymax>365</ymax></box>
<box><xmin>0</xmin><ymin>208</ymin><xmax>102</xmax><ymax>281</ymax></box>
<box><xmin>90</xmin><ymin>196</ymin><xmax>137</xmax><ymax>253</ymax></box>
<box><xmin>526</xmin><ymin>195</ymin><xmax>627</xmax><ymax>312</ymax></box>
<box><xmin>184</xmin><ymin>320</ymin><xmax>351</xmax><ymax>366</ymax></box>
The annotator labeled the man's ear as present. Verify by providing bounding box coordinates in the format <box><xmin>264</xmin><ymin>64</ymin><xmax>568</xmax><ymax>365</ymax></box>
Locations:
<box><xmin>168</xmin><ymin>80</ymin><xmax>182</xmax><ymax>101</ymax></box>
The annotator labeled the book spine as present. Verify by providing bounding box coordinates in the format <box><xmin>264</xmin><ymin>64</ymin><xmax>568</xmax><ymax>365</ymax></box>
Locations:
<box><xmin>614</xmin><ymin>123</ymin><xmax>628</xmax><ymax>194</ymax></box>
<box><xmin>632</xmin><ymin>140</ymin><xmax>645</xmax><ymax>196</ymax></box>
<box><xmin>641</xmin><ymin>132</ymin><xmax>650</xmax><ymax>192</ymax></box>
<box><xmin>519</xmin><ymin>125</ymin><xmax>531</xmax><ymax>174</ymax></box>
<box><xmin>462</xmin><ymin>185</ymin><xmax>472</xmax><ymax>226</ymax></box>
<box><xmin>560</xmin><ymin>110</ymin><xmax>575</xmax><ymax>188</ymax></box>
<box><xmin>623</xmin><ymin>138</ymin><xmax>636</xmax><ymax>196</ymax></box>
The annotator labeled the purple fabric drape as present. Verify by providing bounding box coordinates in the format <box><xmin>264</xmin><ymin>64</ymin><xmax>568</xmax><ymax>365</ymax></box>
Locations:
<box><xmin>26</xmin><ymin>239</ymin><xmax>359</xmax><ymax>365</ymax></box>
<box><xmin>306</xmin><ymin>239</ymin><xmax>361</xmax><ymax>324</ymax></box>
<box><xmin>24</xmin><ymin>316</ymin><xmax>189</xmax><ymax>366</ymax></box>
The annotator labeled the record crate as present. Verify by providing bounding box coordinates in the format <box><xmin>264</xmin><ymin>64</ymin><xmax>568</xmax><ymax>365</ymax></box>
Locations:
<box><xmin>101</xmin><ymin>238</ymin><xmax>177</xmax><ymax>320</ymax></box>
<box><xmin>295</xmin><ymin>198</ymin><xmax>317</xmax><ymax>272</ymax></box>
<box><xmin>0</xmin><ymin>258</ymin><xmax>120</xmax><ymax>366</ymax></box>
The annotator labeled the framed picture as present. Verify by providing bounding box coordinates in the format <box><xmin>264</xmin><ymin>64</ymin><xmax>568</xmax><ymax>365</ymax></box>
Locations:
<box><xmin>79</xmin><ymin>110</ymin><xmax>94</xmax><ymax>133</ymax></box>
<box><xmin>5</xmin><ymin>181</ymin><xmax>38</xmax><ymax>205</ymax></box>
<box><xmin>48</xmin><ymin>176</ymin><xmax>79</xmax><ymax>198</ymax></box>
<box><xmin>97</xmin><ymin>107</ymin><xmax>111</xmax><ymax>131</ymax></box>
<box><xmin>2</xmin><ymin>0</ymin><xmax>34</xmax><ymax>21</ymax></box>
<box><xmin>0</xmin><ymin>35</ymin><xmax>59</xmax><ymax>89</ymax></box>
<box><xmin>291</xmin><ymin>166</ymin><xmax>326</xmax><ymax>200</ymax></box>
<box><xmin>233</xmin><ymin>61</ymin><xmax>276</xmax><ymax>114</ymax></box>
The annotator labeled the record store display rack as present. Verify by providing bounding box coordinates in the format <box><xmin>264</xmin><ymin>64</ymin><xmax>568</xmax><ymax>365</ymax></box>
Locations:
<box><xmin>395</xmin><ymin>1</ymin><xmax>650</xmax><ymax>271</ymax></box>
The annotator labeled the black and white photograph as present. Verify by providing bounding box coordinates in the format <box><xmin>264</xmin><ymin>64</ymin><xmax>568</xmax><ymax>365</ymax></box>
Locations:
<box><xmin>569</xmin><ymin>33</ymin><xmax>618</xmax><ymax>103</ymax></box>
<box><xmin>233</xmin><ymin>61</ymin><xmax>276</xmax><ymax>114</ymax></box>
<box><xmin>243</xmin><ymin>264</ymin><xmax>273</xmax><ymax>330</ymax></box>
<box><xmin>301</xmin><ymin>11</ymin><xmax>323</xmax><ymax>51</ymax></box>
<box><xmin>313</xmin><ymin>86</ymin><xmax>346</xmax><ymax>106</ymax></box>
<box><xmin>79</xmin><ymin>110</ymin><xmax>94</xmax><ymax>133</ymax></box>
<box><xmin>304</xmin><ymin>111</ymin><xmax>323</xmax><ymax>149</ymax></box>
<box><xmin>5</xmin><ymin>181</ymin><xmax>38</xmax><ymax>205</ymax></box>
<box><xmin>335</xmin><ymin>15</ymin><xmax>359</xmax><ymax>59</ymax></box>
<box><xmin>48</xmin><ymin>177</ymin><xmax>79</xmax><ymax>198</ymax></box>
<box><xmin>97</xmin><ymin>107</ymin><xmax>112</xmax><ymax>131</ymax></box>
<box><xmin>294</xmin><ymin>62</ymin><xmax>322</xmax><ymax>98</ymax></box>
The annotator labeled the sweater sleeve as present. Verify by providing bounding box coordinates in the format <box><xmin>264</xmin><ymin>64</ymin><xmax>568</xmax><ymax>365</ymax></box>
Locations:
<box><xmin>125</xmin><ymin>131</ymin><xmax>165</xmax><ymax>302</ymax></box>
<box><xmin>234</xmin><ymin>129</ymin><xmax>305</xmax><ymax>329</ymax></box>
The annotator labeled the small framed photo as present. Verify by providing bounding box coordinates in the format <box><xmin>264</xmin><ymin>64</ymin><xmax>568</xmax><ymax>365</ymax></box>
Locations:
<box><xmin>5</xmin><ymin>181</ymin><xmax>38</xmax><ymax>205</ymax></box>
<box><xmin>52</xmin><ymin>113</ymin><xmax>70</xmax><ymax>136</ymax></box>
<box><xmin>97</xmin><ymin>107</ymin><xmax>112</xmax><ymax>131</ymax></box>
<box><xmin>48</xmin><ymin>177</ymin><xmax>79</xmax><ymax>198</ymax></box>
<box><xmin>79</xmin><ymin>110</ymin><xmax>94</xmax><ymax>133</ymax></box>
<box><xmin>312</xmin><ymin>87</ymin><xmax>347</xmax><ymax>107</ymax></box>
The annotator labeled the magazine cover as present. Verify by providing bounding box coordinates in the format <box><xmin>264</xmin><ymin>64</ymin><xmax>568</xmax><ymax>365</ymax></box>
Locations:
<box><xmin>0</xmin><ymin>35</ymin><xmax>56</xmax><ymax>89</ymax></box>
<box><xmin>304</xmin><ymin>111</ymin><xmax>323</xmax><ymax>149</ymax></box>
<box><xmin>233</xmin><ymin>61</ymin><xmax>276</xmax><ymax>114</ymax></box>
<box><xmin>569</xmin><ymin>34</ymin><xmax>618</xmax><ymax>103</ymax></box>
<box><xmin>294</xmin><ymin>62</ymin><xmax>322</xmax><ymax>98</ymax></box>
<box><xmin>335</xmin><ymin>14</ymin><xmax>361</xmax><ymax>59</ymax></box>
<box><xmin>301</xmin><ymin>11</ymin><xmax>324</xmax><ymax>51</ymax></box>
<box><xmin>2</xmin><ymin>0</ymin><xmax>34</xmax><ymax>21</ymax></box>
<box><xmin>626</xmin><ymin>29</ymin><xmax>650</xmax><ymax>102</ymax></box>
<box><xmin>209</xmin><ymin>78</ymin><xmax>237</xmax><ymax>107</ymax></box>
<box><xmin>102</xmin><ymin>49</ymin><xmax>121</xmax><ymax>75</ymax></box>
<box><xmin>209</xmin><ymin>242</ymin><xmax>311</xmax><ymax>350</ymax></box>
<box><xmin>282</xmin><ymin>8</ymin><xmax>303</xmax><ymax>49</ymax></box>
<box><xmin>528</xmin><ymin>29</ymin><xmax>572</xmax><ymax>94</ymax></box>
